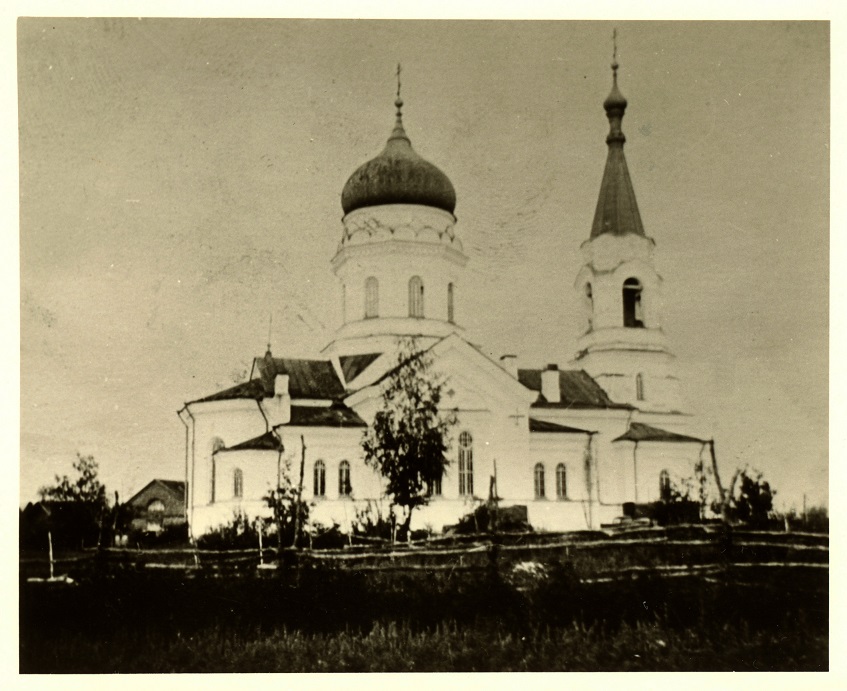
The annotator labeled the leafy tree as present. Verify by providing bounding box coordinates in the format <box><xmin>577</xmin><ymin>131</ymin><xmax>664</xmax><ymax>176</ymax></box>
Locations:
<box><xmin>264</xmin><ymin>454</ymin><xmax>310</xmax><ymax>549</ymax></box>
<box><xmin>39</xmin><ymin>452</ymin><xmax>107</xmax><ymax>505</ymax></box>
<box><xmin>361</xmin><ymin>339</ymin><xmax>456</xmax><ymax>542</ymax></box>
<box><xmin>730</xmin><ymin>468</ymin><xmax>775</xmax><ymax>526</ymax></box>
<box><xmin>37</xmin><ymin>452</ymin><xmax>109</xmax><ymax>548</ymax></box>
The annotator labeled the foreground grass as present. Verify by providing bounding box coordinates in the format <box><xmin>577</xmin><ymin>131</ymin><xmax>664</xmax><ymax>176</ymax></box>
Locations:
<box><xmin>23</xmin><ymin>618</ymin><xmax>826</xmax><ymax>673</ymax></box>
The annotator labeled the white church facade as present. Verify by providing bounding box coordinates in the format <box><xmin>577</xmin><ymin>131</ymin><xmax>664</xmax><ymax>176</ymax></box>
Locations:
<box><xmin>178</xmin><ymin>62</ymin><xmax>711</xmax><ymax>538</ymax></box>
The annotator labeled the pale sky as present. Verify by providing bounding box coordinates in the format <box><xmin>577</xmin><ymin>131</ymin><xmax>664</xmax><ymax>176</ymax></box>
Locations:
<box><xmin>18</xmin><ymin>18</ymin><xmax>829</xmax><ymax>511</ymax></box>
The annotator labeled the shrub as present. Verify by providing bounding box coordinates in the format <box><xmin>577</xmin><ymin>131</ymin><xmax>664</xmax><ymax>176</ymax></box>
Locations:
<box><xmin>196</xmin><ymin>511</ymin><xmax>270</xmax><ymax>550</ymax></box>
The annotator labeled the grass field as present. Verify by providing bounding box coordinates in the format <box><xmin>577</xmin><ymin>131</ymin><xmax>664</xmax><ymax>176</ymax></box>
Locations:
<box><xmin>20</xmin><ymin>556</ymin><xmax>828</xmax><ymax>672</ymax></box>
<box><xmin>22</xmin><ymin>618</ymin><xmax>827</xmax><ymax>673</ymax></box>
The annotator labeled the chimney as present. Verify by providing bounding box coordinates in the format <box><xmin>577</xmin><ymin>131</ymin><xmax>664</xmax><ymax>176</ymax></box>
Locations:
<box><xmin>499</xmin><ymin>354</ymin><xmax>517</xmax><ymax>378</ymax></box>
<box><xmin>541</xmin><ymin>364</ymin><xmax>560</xmax><ymax>403</ymax></box>
<box><xmin>273</xmin><ymin>374</ymin><xmax>291</xmax><ymax>424</ymax></box>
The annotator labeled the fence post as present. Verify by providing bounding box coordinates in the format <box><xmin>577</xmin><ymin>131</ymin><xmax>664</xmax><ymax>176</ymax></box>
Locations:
<box><xmin>48</xmin><ymin>530</ymin><xmax>54</xmax><ymax>580</ymax></box>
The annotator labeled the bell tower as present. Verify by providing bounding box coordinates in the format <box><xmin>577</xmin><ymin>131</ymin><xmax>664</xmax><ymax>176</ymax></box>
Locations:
<box><xmin>572</xmin><ymin>54</ymin><xmax>681</xmax><ymax>413</ymax></box>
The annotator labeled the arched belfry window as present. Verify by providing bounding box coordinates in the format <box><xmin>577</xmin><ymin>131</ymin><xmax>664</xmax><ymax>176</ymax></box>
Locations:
<box><xmin>534</xmin><ymin>463</ymin><xmax>546</xmax><ymax>499</ymax></box>
<box><xmin>338</xmin><ymin>460</ymin><xmax>351</xmax><ymax>497</ymax></box>
<box><xmin>365</xmin><ymin>277</ymin><xmax>379</xmax><ymax>319</ymax></box>
<box><xmin>233</xmin><ymin>468</ymin><xmax>243</xmax><ymax>498</ymax></box>
<box><xmin>458</xmin><ymin>431</ymin><xmax>473</xmax><ymax>496</ymax></box>
<box><xmin>314</xmin><ymin>460</ymin><xmax>326</xmax><ymax>497</ymax></box>
<box><xmin>623</xmin><ymin>278</ymin><xmax>644</xmax><ymax>328</ymax></box>
<box><xmin>636</xmin><ymin>373</ymin><xmax>645</xmax><ymax>401</ymax></box>
<box><xmin>556</xmin><ymin>464</ymin><xmax>567</xmax><ymax>499</ymax></box>
<box><xmin>447</xmin><ymin>283</ymin><xmax>455</xmax><ymax>324</ymax></box>
<box><xmin>409</xmin><ymin>276</ymin><xmax>424</xmax><ymax>318</ymax></box>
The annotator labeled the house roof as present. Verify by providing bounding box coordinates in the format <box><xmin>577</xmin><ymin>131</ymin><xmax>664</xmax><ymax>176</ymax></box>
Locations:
<box><xmin>613</xmin><ymin>422</ymin><xmax>706</xmax><ymax>444</ymax></box>
<box><xmin>339</xmin><ymin>352</ymin><xmax>382</xmax><ymax>384</ymax></box>
<box><xmin>529</xmin><ymin>418</ymin><xmax>593</xmax><ymax>435</ymax></box>
<box><xmin>223</xmin><ymin>431</ymin><xmax>285</xmax><ymax>452</ymax></box>
<box><xmin>126</xmin><ymin>479</ymin><xmax>186</xmax><ymax>506</ymax></box>
<box><xmin>518</xmin><ymin>368</ymin><xmax>631</xmax><ymax>410</ymax></box>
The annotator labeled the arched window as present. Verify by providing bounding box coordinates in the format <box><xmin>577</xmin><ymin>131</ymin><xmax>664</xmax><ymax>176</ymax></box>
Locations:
<box><xmin>636</xmin><ymin>373</ymin><xmax>645</xmax><ymax>401</ymax></box>
<box><xmin>556</xmin><ymin>464</ymin><xmax>567</xmax><ymax>499</ymax></box>
<box><xmin>365</xmin><ymin>277</ymin><xmax>379</xmax><ymax>318</ymax></box>
<box><xmin>458</xmin><ymin>431</ymin><xmax>474</xmax><ymax>496</ymax></box>
<box><xmin>427</xmin><ymin>475</ymin><xmax>443</xmax><ymax>497</ymax></box>
<box><xmin>447</xmin><ymin>283</ymin><xmax>455</xmax><ymax>323</ymax></box>
<box><xmin>211</xmin><ymin>437</ymin><xmax>225</xmax><ymax>503</ymax></box>
<box><xmin>338</xmin><ymin>460</ymin><xmax>351</xmax><ymax>497</ymax></box>
<box><xmin>146</xmin><ymin>499</ymin><xmax>165</xmax><ymax>532</ymax></box>
<box><xmin>534</xmin><ymin>463</ymin><xmax>546</xmax><ymax>499</ymax></box>
<box><xmin>408</xmin><ymin>276</ymin><xmax>424</xmax><ymax>318</ymax></box>
<box><xmin>233</xmin><ymin>468</ymin><xmax>243</xmax><ymax>498</ymax></box>
<box><xmin>623</xmin><ymin>278</ymin><xmax>644</xmax><ymax>328</ymax></box>
<box><xmin>585</xmin><ymin>283</ymin><xmax>593</xmax><ymax>330</ymax></box>
<box><xmin>659</xmin><ymin>469</ymin><xmax>671</xmax><ymax>502</ymax></box>
<box><xmin>314</xmin><ymin>460</ymin><xmax>326</xmax><ymax>497</ymax></box>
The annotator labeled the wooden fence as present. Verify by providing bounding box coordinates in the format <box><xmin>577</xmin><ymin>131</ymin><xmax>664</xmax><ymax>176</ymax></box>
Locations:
<box><xmin>20</xmin><ymin>525</ymin><xmax>828</xmax><ymax>583</ymax></box>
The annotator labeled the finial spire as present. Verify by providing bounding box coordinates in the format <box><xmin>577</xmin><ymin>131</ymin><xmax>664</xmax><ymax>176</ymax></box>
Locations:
<box><xmin>603</xmin><ymin>28</ymin><xmax>627</xmax><ymax>143</ymax></box>
<box><xmin>612</xmin><ymin>28</ymin><xmax>618</xmax><ymax>73</ymax></box>
<box><xmin>388</xmin><ymin>62</ymin><xmax>410</xmax><ymax>143</ymax></box>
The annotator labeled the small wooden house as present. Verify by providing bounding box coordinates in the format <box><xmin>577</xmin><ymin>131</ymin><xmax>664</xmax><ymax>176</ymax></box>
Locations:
<box><xmin>125</xmin><ymin>479</ymin><xmax>186</xmax><ymax>534</ymax></box>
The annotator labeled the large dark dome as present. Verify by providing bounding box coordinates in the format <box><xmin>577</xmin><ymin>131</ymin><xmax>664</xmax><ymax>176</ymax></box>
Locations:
<box><xmin>341</xmin><ymin>101</ymin><xmax>456</xmax><ymax>216</ymax></box>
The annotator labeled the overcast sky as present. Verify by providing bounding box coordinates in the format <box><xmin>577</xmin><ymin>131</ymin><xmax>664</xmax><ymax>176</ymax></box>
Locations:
<box><xmin>17</xmin><ymin>18</ymin><xmax>829</xmax><ymax>510</ymax></box>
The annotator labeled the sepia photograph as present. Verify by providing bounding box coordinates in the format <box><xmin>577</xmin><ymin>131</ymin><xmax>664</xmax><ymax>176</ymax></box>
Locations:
<box><xmin>17</xmin><ymin>14</ymin><xmax>830</xmax><ymax>674</ymax></box>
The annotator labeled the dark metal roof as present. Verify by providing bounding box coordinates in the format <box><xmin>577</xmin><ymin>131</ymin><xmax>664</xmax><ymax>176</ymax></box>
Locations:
<box><xmin>339</xmin><ymin>353</ymin><xmax>382</xmax><ymax>384</ymax></box>
<box><xmin>613</xmin><ymin>422</ymin><xmax>706</xmax><ymax>444</ymax></box>
<box><xmin>518</xmin><ymin>369</ymin><xmax>631</xmax><ymax>410</ymax></box>
<box><xmin>341</xmin><ymin>104</ymin><xmax>456</xmax><ymax>215</ymax></box>
<box><xmin>253</xmin><ymin>354</ymin><xmax>345</xmax><ymax>399</ymax></box>
<box><xmin>284</xmin><ymin>404</ymin><xmax>367</xmax><ymax>428</ymax></box>
<box><xmin>529</xmin><ymin>418</ymin><xmax>593</xmax><ymax>435</ymax></box>
<box><xmin>189</xmin><ymin>354</ymin><xmax>346</xmax><ymax>406</ymax></box>
<box><xmin>190</xmin><ymin>378</ymin><xmax>266</xmax><ymax>404</ymax></box>
<box><xmin>223</xmin><ymin>431</ymin><xmax>285</xmax><ymax>452</ymax></box>
<box><xmin>590</xmin><ymin>69</ymin><xmax>645</xmax><ymax>239</ymax></box>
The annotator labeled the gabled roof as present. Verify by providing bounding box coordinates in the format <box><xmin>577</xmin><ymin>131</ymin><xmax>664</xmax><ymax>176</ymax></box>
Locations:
<box><xmin>529</xmin><ymin>418</ymin><xmax>593</xmax><ymax>435</ymax></box>
<box><xmin>613</xmin><ymin>422</ymin><xmax>706</xmax><ymax>444</ymax></box>
<box><xmin>222</xmin><ymin>431</ymin><xmax>285</xmax><ymax>452</ymax></box>
<box><xmin>339</xmin><ymin>353</ymin><xmax>382</xmax><ymax>384</ymax></box>
<box><xmin>126</xmin><ymin>479</ymin><xmax>186</xmax><ymax>506</ymax></box>
<box><xmin>518</xmin><ymin>369</ymin><xmax>631</xmax><ymax>410</ymax></box>
<box><xmin>253</xmin><ymin>354</ymin><xmax>345</xmax><ymax>399</ymax></box>
<box><xmin>285</xmin><ymin>404</ymin><xmax>367</xmax><ymax>428</ymax></box>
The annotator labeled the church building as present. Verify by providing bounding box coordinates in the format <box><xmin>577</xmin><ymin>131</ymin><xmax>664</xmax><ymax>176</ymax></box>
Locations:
<box><xmin>178</xmin><ymin>60</ymin><xmax>711</xmax><ymax>538</ymax></box>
